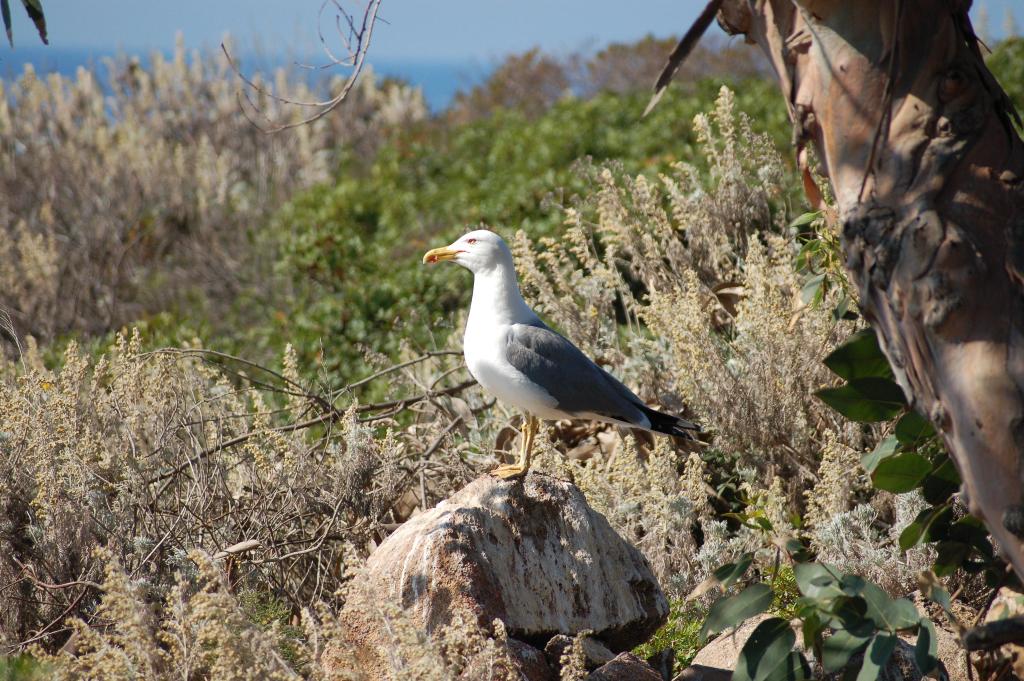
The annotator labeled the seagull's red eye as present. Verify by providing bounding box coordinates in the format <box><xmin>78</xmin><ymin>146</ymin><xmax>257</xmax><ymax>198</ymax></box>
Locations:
<box><xmin>467</xmin><ymin>238</ymin><xmax>477</xmax><ymax>245</ymax></box>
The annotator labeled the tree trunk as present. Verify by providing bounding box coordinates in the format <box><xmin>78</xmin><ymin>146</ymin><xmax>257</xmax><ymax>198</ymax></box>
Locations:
<box><xmin>715</xmin><ymin>0</ymin><xmax>1024</xmax><ymax>577</ymax></box>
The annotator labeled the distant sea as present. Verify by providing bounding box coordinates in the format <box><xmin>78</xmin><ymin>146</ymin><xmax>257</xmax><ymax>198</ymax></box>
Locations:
<box><xmin>0</xmin><ymin>46</ymin><xmax>489</xmax><ymax>112</ymax></box>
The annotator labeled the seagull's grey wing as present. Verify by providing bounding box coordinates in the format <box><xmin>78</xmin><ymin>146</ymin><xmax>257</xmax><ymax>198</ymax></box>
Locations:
<box><xmin>505</xmin><ymin>322</ymin><xmax>648</xmax><ymax>424</ymax></box>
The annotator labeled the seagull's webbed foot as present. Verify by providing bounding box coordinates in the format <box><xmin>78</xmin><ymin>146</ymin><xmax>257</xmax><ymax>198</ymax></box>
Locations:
<box><xmin>490</xmin><ymin>414</ymin><xmax>538</xmax><ymax>481</ymax></box>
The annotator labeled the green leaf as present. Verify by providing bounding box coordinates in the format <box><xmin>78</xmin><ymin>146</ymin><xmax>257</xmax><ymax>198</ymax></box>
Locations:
<box><xmin>860</xmin><ymin>582</ymin><xmax>921</xmax><ymax>632</ymax></box>
<box><xmin>914</xmin><ymin>618</ymin><xmax>939</xmax><ymax>674</ymax></box>
<box><xmin>1</xmin><ymin>0</ymin><xmax>10</xmax><ymax>47</ymax></box>
<box><xmin>919</xmin><ymin>574</ymin><xmax>953</xmax><ymax>617</ymax></box>
<box><xmin>827</xmin><ymin>598</ymin><xmax>870</xmax><ymax>631</ymax></box>
<box><xmin>898</xmin><ymin>504</ymin><xmax>951</xmax><ymax>551</ymax></box>
<box><xmin>734</xmin><ymin>618</ymin><xmax>796</xmax><ymax>681</ymax></box>
<box><xmin>934</xmin><ymin>541</ymin><xmax>970</xmax><ymax>577</ymax></box>
<box><xmin>816</xmin><ymin>378</ymin><xmax>906</xmax><ymax>423</ymax></box>
<box><xmin>823</xmin><ymin>329</ymin><xmax>894</xmax><ymax>381</ymax></box>
<box><xmin>801</xmin><ymin>272</ymin><xmax>825</xmax><ymax>306</ymax></box>
<box><xmin>784</xmin><ymin>538</ymin><xmax>813</xmax><ymax>564</ymax></box>
<box><xmin>832</xmin><ymin>293</ymin><xmax>851</xmax><ymax>321</ymax></box>
<box><xmin>714</xmin><ymin>553</ymin><xmax>755</xmax><ymax>589</ymax></box>
<box><xmin>821</xmin><ymin>628</ymin><xmax>872</xmax><ymax>672</ymax></box>
<box><xmin>839</xmin><ymin>574</ymin><xmax>867</xmax><ymax>597</ymax></box>
<box><xmin>794</xmin><ymin>563</ymin><xmax>843</xmax><ymax>600</ymax></box>
<box><xmin>856</xmin><ymin>633</ymin><xmax>897</xmax><ymax>681</ymax></box>
<box><xmin>922</xmin><ymin>457</ymin><xmax>960</xmax><ymax>505</ymax></box>
<box><xmin>789</xmin><ymin>210</ymin><xmax>823</xmax><ymax>229</ymax></box>
<box><xmin>800</xmin><ymin>610</ymin><xmax>824</xmax><ymax>651</ymax></box>
<box><xmin>871</xmin><ymin>453</ymin><xmax>931</xmax><ymax>493</ymax></box>
<box><xmin>894</xmin><ymin>410</ymin><xmax>935</xmax><ymax>446</ymax></box>
<box><xmin>762</xmin><ymin>652</ymin><xmax>811</xmax><ymax>681</ymax></box>
<box><xmin>861</xmin><ymin>436</ymin><xmax>898</xmax><ymax>474</ymax></box>
<box><xmin>701</xmin><ymin>583</ymin><xmax>774</xmax><ymax>641</ymax></box>
<box><xmin>950</xmin><ymin>516</ymin><xmax>994</xmax><ymax>557</ymax></box>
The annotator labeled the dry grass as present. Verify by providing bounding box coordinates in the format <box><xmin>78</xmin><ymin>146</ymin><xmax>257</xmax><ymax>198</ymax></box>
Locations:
<box><xmin>0</xmin><ymin>38</ymin><xmax>425</xmax><ymax>346</ymax></box>
<box><xmin>1</xmin><ymin>84</ymin><xmax>925</xmax><ymax>677</ymax></box>
<box><xmin>0</xmin><ymin>330</ymin><xmax>481</xmax><ymax>656</ymax></box>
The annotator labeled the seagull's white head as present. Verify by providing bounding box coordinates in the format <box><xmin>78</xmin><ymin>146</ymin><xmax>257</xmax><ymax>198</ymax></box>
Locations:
<box><xmin>422</xmin><ymin>229</ymin><xmax>513</xmax><ymax>274</ymax></box>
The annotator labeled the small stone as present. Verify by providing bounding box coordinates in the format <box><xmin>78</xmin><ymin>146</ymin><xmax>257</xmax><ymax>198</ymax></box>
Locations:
<box><xmin>544</xmin><ymin>634</ymin><xmax>616</xmax><ymax>671</ymax></box>
<box><xmin>587</xmin><ymin>652</ymin><xmax>665</xmax><ymax>681</ymax></box>
<box><xmin>646</xmin><ymin>647</ymin><xmax>675</xmax><ymax>680</ymax></box>
<box><xmin>459</xmin><ymin>638</ymin><xmax>556</xmax><ymax>681</ymax></box>
<box><xmin>672</xmin><ymin>666</ymin><xmax>732</xmax><ymax>681</ymax></box>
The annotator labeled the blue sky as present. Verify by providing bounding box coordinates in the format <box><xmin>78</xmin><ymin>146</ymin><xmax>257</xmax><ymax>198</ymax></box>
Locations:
<box><xmin>5</xmin><ymin>1</ymin><xmax>1022</xmax><ymax>61</ymax></box>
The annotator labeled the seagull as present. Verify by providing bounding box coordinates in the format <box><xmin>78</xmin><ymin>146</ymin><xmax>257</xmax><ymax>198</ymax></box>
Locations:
<box><xmin>423</xmin><ymin>229</ymin><xmax>700</xmax><ymax>479</ymax></box>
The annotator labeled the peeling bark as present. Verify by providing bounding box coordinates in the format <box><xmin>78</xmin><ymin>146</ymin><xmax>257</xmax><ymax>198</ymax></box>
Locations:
<box><xmin>712</xmin><ymin>0</ymin><xmax>1024</xmax><ymax>576</ymax></box>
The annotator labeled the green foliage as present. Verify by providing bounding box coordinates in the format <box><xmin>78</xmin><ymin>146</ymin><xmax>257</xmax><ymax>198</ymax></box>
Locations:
<box><xmin>733</xmin><ymin>618</ymin><xmax>800</xmax><ymax>681</ymax></box>
<box><xmin>814</xmin><ymin>328</ymin><xmax>907</xmax><ymax>423</ymax></box>
<box><xmin>0</xmin><ymin>655</ymin><xmax>50</xmax><ymax>681</ymax></box>
<box><xmin>269</xmin><ymin>77</ymin><xmax>792</xmax><ymax>385</ymax></box>
<box><xmin>793</xmin><ymin>210</ymin><xmax>852</xmax><ymax>320</ymax></box>
<box><xmin>770</xmin><ymin>566</ymin><xmax>801</xmax><ymax>621</ymax></box>
<box><xmin>820</xmin><ymin>329</ymin><xmax>894</xmax><ymax>382</ymax></box>
<box><xmin>695</xmin><ymin>321</ymin><xmax>1008</xmax><ymax>680</ymax></box>
<box><xmin>790</xmin><ymin>560</ymin><xmax>931</xmax><ymax>676</ymax></box>
<box><xmin>819</xmin><ymin>328</ymin><xmax>1002</xmax><ymax>582</ymax></box>
<box><xmin>715</xmin><ymin>553</ymin><xmax>755</xmax><ymax>589</ymax></box>
<box><xmin>815</xmin><ymin>378</ymin><xmax>906</xmax><ymax>423</ymax></box>
<box><xmin>238</xmin><ymin>590</ymin><xmax>306</xmax><ymax>668</ymax></box>
<box><xmin>704</xmin><ymin>554</ymin><xmax>936</xmax><ymax>681</ymax></box>
<box><xmin>700</xmin><ymin>583</ymin><xmax>774</xmax><ymax>641</ymax></box>
<box><xmin>988</xmin><ymin>37</ymin><xmax>1024</xmax><ymax>116</ymax></box>
<box><xmin>633</xmin><ymin>600</ymin><xmax>708</xmax><ymax>672</ymax></box>
<box><xmin>701</xmin><ymin>154</ymin><xmax>1017</xmax><ymax>677</ymax></box>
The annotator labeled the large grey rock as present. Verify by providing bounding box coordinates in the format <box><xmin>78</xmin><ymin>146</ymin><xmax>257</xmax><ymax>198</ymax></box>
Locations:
<box><xmin>338</xmin><ymin>472</ymin><xmax>667</xmax><ymax>678</ymax></box>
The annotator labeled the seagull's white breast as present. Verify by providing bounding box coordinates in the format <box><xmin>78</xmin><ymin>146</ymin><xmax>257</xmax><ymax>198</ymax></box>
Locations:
<box><xmin>463</xmin><ymin>322</ymin><xmax>564</xmax><ymax>419</ymax></box>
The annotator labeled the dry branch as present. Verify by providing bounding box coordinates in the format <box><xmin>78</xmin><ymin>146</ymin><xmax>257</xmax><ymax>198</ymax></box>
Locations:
<box><xmin>224</xmin><ymin>0</ymin><xmax>383</xmax><ymax>132</ymax></box>
<box><xmin>144</xmin><ymin>346</ymin><xmax>476</xmax><ymax>484</ymax></box>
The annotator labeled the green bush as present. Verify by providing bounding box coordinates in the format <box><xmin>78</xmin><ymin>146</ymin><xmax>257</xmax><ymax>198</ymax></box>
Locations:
<box><xmin>266</xmin><ymin>78</ymin><xmax>792</xmax><ymax>386</ymax></box>
<box><xmin>988</xmin><ymin>36</ymin><xmax>1024</xmax><ymax>114</ymax></box>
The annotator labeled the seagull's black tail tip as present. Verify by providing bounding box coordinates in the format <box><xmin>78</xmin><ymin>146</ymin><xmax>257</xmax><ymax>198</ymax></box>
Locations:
<box><xmin>638</xmin><ymin>404</ymin><xmax>703</xmax><ymax>442</ymax></box>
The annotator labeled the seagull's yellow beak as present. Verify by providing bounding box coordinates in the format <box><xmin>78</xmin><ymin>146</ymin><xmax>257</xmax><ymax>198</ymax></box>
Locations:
<box><xmin>423</xmin><ymin>246</ymin><xmax>460</xmax><ymax>264</ymax></box>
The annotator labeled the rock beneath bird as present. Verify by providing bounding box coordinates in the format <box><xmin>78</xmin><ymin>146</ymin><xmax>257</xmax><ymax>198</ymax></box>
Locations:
<box><xmin>336</xmin><ymin>471</ymin><xmax>668</xmax><ymax>679</ymax></box>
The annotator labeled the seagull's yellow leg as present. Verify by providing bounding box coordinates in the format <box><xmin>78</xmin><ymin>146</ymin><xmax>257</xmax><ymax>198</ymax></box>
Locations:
<box><xmin>491</xmin><ymin>415</ymin><xmax>538</xmax><ymax>480</ymax></box>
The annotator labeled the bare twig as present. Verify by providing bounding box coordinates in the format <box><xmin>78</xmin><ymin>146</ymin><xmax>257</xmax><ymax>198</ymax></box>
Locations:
<box><xmin>146</xmin><ymin>378</ymin><xmax>477</xmax><ymax>484</ymax></box>
<box><xmin>962</xmin><ymin>615</ymin><xmax>1024</xmax><ymax>651</ymax></box>
<box><xmin>223</xmin><ymin>0</ymin><xmax>384</xmax><ymax>132</ymax></box>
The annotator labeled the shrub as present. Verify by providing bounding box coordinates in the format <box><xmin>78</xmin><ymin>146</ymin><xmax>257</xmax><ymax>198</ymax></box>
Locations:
<box><xmin>0</xmin><ymin>38</ymin><xmax>425</xmax><ymax>350</ymax></box>
<box><xmin>271</xmin><ymin>77</ymin><xmax>793</xmax><ymax>387</ymax></box>
<box><xmin>0</xmin><ymin>330</ymin><xmax>481</xmax><ymax>653</ymax></box>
